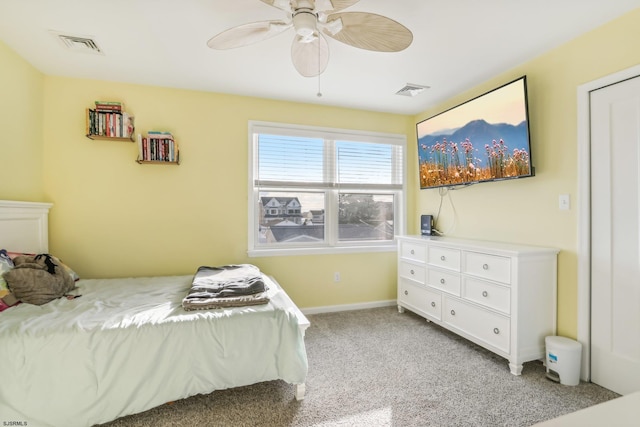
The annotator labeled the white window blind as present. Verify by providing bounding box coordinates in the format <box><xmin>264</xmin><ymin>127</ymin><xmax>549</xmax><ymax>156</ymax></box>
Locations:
<box><xmin>336</xmin><ymin>140</ymin><xmax>403</xmax><ymax>189</ymax></box>
<box><xmin>256</xmin><ymin>135</ymin><xmax>325</xmax><ymax>187</ymax></box>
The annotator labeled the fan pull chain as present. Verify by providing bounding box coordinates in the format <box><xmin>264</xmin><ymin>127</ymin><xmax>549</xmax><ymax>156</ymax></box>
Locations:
<box><xmin>316</xmin><ymin>55</ymin><xmax>322</xmax><ymax>98</ymax></box>
<box><xmin>317</xmin><ymin>37</ymin><xmax>322</xmax><ymax>98</ymax></box>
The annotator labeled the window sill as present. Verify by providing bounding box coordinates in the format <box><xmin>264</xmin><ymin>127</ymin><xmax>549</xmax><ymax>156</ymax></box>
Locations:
<box><xmin>248</xmin><ymin>244</ymin><xmax>397</xmax><ymax>258</ymax></box>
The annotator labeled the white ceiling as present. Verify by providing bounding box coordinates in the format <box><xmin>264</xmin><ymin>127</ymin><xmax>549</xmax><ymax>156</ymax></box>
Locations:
<box><xmin>1</xmin><ymin>0</ymin><xmax>638</xmax><ymax>115</ymax></box>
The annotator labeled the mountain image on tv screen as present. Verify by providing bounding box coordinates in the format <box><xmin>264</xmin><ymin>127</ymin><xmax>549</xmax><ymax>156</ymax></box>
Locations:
<box><xmin>416</xmin><ymin>77</ymin><xmax>532</xmax><ymax>189</ymax></box>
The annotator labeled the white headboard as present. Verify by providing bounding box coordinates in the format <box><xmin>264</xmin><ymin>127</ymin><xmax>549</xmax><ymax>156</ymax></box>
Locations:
<box><xmin>0</xmin><ymin>200</ymin><xmax>52</xmax><ymax>254</ymax></box>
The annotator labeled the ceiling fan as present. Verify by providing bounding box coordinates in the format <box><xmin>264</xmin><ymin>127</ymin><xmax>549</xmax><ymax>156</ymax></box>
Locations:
<box><xmin>207</xmin><ymin>0</ymin><xmax>413</xmax><ymax>77</ymax></box>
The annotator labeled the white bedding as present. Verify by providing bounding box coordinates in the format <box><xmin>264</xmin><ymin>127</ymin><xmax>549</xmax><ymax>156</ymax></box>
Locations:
<box><xmin>0</xmin><ymin>274</ymin><xmax>308</xmax><ymax>427</ymax></box>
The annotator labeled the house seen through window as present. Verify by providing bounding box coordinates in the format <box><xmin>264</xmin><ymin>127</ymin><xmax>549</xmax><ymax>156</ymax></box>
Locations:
<box><xmin>249</xmin><ymin>122</ymin><xmax>406</xmax><ymax>256</ymax></box>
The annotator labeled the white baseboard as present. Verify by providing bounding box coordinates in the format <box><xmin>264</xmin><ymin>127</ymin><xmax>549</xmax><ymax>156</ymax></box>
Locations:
<box><xmin>300</xmin><ymin>299</ymin><xmax>397</xmax><ymax>315</ymax></box>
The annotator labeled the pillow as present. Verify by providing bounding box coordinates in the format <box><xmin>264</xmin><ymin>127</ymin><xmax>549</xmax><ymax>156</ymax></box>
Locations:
<box><xmin>0</xmin><ymin>249</ymin><xmax>14</xmax><ymax>298</ymax></box>
<box><xmin>6</xmin><ymin>251</ymin><xmax>34</xmax><ymax>260</ymax></box>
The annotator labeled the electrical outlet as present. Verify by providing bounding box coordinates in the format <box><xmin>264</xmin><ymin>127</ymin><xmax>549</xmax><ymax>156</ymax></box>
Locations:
<box><xmin>333</xmin><ymin>272</ymin><xmax>341</xmax><ymax>282</ymax></box>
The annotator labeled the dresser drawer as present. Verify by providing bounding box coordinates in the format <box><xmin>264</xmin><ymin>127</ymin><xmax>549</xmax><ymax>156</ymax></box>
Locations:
<box><xmin>399</xmin><ymin>261</ymin><xmax>425</xmax><ymax>284</ymax></box>
<box><xmin>464</xmin><ymin>251</ymin><xmax>511</xmax><ymax>284</ymax></box>
<box><xmin>427</xmin><ymin>268</ymin><xmax>461</xmax><ymax>296</ymax></box>
<box><xmin>443</xmin><ymin>296</ymin><xmax>510</xmax><ymax>354</ymax></box>
<box><xmin>423</xmin><ymin>288</ymin><xmax>442</xmax><ymax>321</ymax></box>
<box><xmin>400</xmin><ymin>241</ymin><xmax>426</xmax><ymax>263</ymax></box>
<box><xmin>428</xmin><ymin>246</ymin><xmax>461</xmax><ymax>271</ymax></box>
<box><xmin>463</xmin><ymin>277</ymin><xmax>511</xmax><ymax>314</ymax></box>
<box><xmin>398</xmin><ymin>279</ymin><xmax>441</xmax><ymax>320</ymax></box>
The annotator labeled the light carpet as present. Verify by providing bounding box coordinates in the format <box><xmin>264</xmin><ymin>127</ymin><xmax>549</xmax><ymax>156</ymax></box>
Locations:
<box><xmin>99</xmin><ymin>306</ymin><xmax>618</xmax><ymax>427</ymax></box>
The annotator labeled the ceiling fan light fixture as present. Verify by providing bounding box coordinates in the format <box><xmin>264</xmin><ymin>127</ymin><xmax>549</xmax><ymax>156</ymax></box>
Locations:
<box><xmin>293</xmin><ymin>10</ymin><xmax>317</xmax><ymax>38</ymax></box>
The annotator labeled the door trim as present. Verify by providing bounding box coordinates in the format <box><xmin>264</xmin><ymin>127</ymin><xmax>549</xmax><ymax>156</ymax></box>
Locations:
<box><xmin>577</xmin><ymin>63</ymin><xmax>640</xmax><ymax>381</ymax></box>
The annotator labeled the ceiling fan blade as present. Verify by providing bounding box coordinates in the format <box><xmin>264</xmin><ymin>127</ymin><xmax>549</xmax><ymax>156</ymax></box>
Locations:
<box><xmin>291</xmin><ymin>33</ymin><xmax>329</xmax><ymax>77</ymax></box>
<box><xmin>322</xmin><ymin>12</ymin><xmax>413</xmax><ymax>52</ymax></box>
<box><xmin>315</xmin><ymin>0</ymin><xmax>360</xmax><ymax>13</ymax></box>
<box><xmin>259</xmin><ymin>0</ymin><xmax>293</xmax><ymax>13</ymax></box>
<box><xmin>207</xmin><ymin>20</ymin><xmax>291</xmax><ymax>49</ymax></box>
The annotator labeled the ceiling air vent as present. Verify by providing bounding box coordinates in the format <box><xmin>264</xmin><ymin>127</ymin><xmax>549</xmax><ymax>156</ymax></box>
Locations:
<box><xmin>396</xmin><ymin>83</ymin><xmax>430</xmax><ymax>97</ymax></box>
<box><xmin>50</xmin><ymin>31</ymin><xmax>104</xmax><ymax>55</ymax></box>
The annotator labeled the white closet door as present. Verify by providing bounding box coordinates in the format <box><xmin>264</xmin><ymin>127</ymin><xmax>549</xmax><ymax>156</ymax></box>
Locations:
<box><xmin>590</xmin><ymin>75</ymin><xmax>640</xmax><ymax>395</ymax></box>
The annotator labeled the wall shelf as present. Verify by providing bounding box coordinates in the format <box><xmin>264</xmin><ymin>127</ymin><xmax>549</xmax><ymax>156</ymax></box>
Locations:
<box><xmin>136</xmin><ymin>155</ymin><xmax>180</xmax><ymax>165</ymax></box>
<box><xmin>86</xmin><ymin>134</ymin><xmax>134</xmax><ymax>142</ymax></box>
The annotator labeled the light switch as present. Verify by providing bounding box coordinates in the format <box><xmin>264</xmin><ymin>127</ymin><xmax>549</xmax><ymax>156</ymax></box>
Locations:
<box><xmin>559</xmin><ymin>194</ymin><xmax>571</xmax><ymax>210</ymax></box>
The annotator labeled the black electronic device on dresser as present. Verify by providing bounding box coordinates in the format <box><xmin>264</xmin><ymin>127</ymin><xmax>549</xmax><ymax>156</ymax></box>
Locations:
<box><xmin>421</xmin><ymin>215</ymin><xmax>433</xmax><ymax>236</ymax></box>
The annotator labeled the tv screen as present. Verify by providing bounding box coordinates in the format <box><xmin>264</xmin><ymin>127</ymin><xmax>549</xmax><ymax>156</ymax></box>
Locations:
<box><xmin>416</xmin><ymin>76</ymin><xmax>533</xmax><ymax>190</ymax></box>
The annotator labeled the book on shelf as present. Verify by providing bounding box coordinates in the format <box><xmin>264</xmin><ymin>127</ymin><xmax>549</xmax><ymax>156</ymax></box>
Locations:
<box><xmin>94</xmin><ymin>101</ymin><xmax>123</xmax><ymax>112</ymax></box>
<box><xmin>124</xmin><ymin>113</ymin><xmax>135</xmax><ymax>138</ymax></box>
<box><xmin>137</xmin><ymin>134</ymin><xmax>144</xmax><ymax>160</ymax></box>
<box><xmin>86</xmin><ymin>109</ymin><xmax>91</xmax><ymax>135</ymax></box>
<box><xmin>147</xmin><ymin>131</ymin><xmax>174</xmax><ymax>140</ymax></box>
<box><xmin>108</xmin><ymin>114</ymin><xmax>114</xmax><ymax>137</ymax></box>
<box><xmin>95</xmin><ymin>101</ymin><xmax>122</xmax><ymax>106</ymax></box>
<box><xmin>95</xmin><ymin>105</ymin><xmax>122</xmax><ymax>112</ymax></box>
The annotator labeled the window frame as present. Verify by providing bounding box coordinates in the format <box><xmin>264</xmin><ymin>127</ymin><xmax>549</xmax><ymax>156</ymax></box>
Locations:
<box><xmin>248</xmin><ymin>121</ymin><xmax>406</xmax><ymax>257</ymax></box>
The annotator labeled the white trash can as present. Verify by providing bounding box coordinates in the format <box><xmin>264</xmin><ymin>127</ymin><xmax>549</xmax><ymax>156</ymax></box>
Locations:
<box><xmin>545</xmin><ymin>336</ymin><xmax>582</xmax><ymax>386</ymax></box>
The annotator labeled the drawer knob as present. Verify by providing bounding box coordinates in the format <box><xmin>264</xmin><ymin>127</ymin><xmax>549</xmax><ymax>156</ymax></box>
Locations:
<box><xmin>483</xmin><ymin>263</ymin><xmax>489</xmax><ymax>270</ymax></box>
<box><xmin>440</xmin><ymin>278</ymin><xmax>445</xmax><ymax>284</ymax></box>
<box><xmin>404</xmin><ymin>290</ymin><xmax>408</xmax><ymax>296</ymax></box>
<box><xmin>493</xmin><ymin>328</ymin><xmax>500</xmax><ymax>335</ymax></box>
<box><xmin>410</xmin><ymin>249</ymin><xmax>415</xmax><ymax>255</ymax></box>
<box><xmin>431</xmin><ymin>301</ymin><xmax>436</xmax><ymax>307</ymax></box>
<box><xmin>441</xmin><ymin>255</ymin><xmax>446</xmax><ymax>261</ymax></box>
<box><xmin>410</xmin><ymin>269</ymin><xmax>415</xmax><ymax>275</ymax></box>
<box><xmin>482</xmin><ymin>290</ymin><xmax>488</xmax><ymax>297</ymax></box>
<box><xmin>450</xmin><ymin>309</ymin><xmax>456</xmax><ymax>316</ymax></box>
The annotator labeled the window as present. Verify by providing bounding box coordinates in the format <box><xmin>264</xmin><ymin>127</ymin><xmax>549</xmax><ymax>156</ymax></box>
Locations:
<box><xmin>248</xmin><ymin>121</ymin><xmax>406</xmax><ymax>256</ymax></box>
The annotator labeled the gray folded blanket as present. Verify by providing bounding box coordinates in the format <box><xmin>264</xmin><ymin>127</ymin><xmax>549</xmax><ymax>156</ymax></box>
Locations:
<box><xmin>182</xmin><ymin>264</ymin><xmax>270</xmax><ymax>310</ymax></box>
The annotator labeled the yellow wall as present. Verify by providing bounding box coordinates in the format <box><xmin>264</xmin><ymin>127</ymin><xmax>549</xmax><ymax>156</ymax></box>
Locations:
<box><xmin>0</xmin><ymin>42</ymin><xmax>45</xmax><ymax>200</ymax></box>
<box><xmin>41</xmin><ymin>77</ymin><xmax>413</xmax><ymax>308</ymax></box>
<box><xmin>414</xmin><ymin>8</ymin><xmax>640</xmax><ymax>337</ymax></box>
<box><xmin>3</xmin><ymin>8</ymin><xmax>639</xmax><ymax>326</ymax></box>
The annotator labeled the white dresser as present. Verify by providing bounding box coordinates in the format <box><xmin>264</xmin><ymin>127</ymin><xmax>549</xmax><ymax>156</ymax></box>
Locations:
<box><xmin>397</xmin><ymin>235</ymin><xmax>559</xmax><ymax>375</ymax></box>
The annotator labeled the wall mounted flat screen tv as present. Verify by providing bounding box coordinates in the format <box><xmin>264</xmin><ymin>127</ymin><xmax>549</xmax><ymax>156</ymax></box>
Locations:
<box><xmin>416</xmin><ymin>76</ymin><xmax>533</xmax><ymax>190</ymax></box>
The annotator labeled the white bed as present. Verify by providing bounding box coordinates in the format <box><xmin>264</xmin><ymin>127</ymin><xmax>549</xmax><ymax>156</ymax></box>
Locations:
<box><xmin>0</xmin><ymin>200</ymin><xmax>310</xmax><ymax>427</ymax></box>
